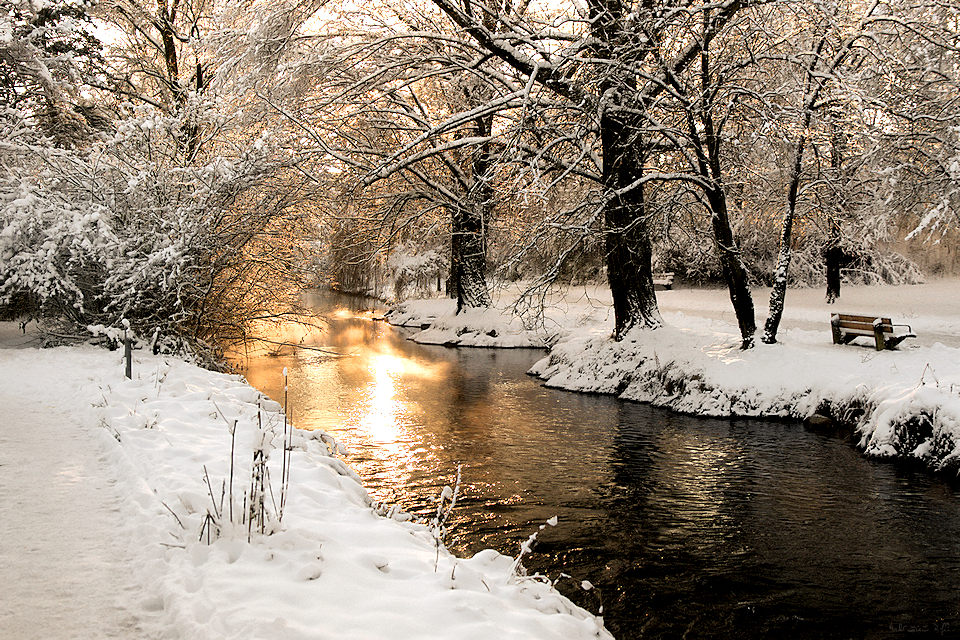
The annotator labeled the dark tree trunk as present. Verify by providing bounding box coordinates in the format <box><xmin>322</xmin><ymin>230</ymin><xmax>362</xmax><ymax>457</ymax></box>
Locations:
<box><xmin>450</xmin><ymin>113</ymin><xmax>493</xmax><ymax>314</ymax></box>
<box><xmin>159</xmin><ymin>1</ymin><xmax>179</xmax><ymax>88</ymax></box>
<box><xmin>158</xmin><ymin>1</ymin><xmax>203</xmax><ymax>160</ymax></box>
<box><xmin>585</xmin><ymin>0</ymin><xmax>662</xmax><ymax>340</ymax></box>
<box><xmin>825</xmin><ymin>114</ymin><xmax>847</xmax><ymax>304</ymax></box>
<box><xmin>825</xmin><ymin>243</ymin><xmax>842</xmax><ymax>303</ymax></box>
<box><xmin>602</xmin><ymin>112</ymin><xmax>662</xmax><ymax>340</ymax></box>
<box><xmin>449</xmin><ymin>202</ymin><xmax>490</xmax><ymax>313</ymax></box>
<box><xmin>706</xmin><ymin>185</ymin><xmax>757</xmax><ymax>349</ymax></box>
<box><xmin>696</xmin><ymin>40</ymin><xmax>755</xmax><ymax>350</ymax></box>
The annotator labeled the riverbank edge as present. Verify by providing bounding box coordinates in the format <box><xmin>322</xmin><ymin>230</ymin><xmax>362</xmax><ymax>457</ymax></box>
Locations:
<box><xmin>382</xmin><ymin>304</ymin><xmax>960</xmax><ymax>480</ymax></box>
<box><xmin>1</xmin><ymin>339</ymin><xmax>614</xmax><ymax>639</ymax></box>
<box><xmin>530</xmin><ymin>334</ymin><xmax>960</xmax><ymax>479</ymax></box>
<box><xmin>528</xmin><ymin>342</ymin><xmax>960</xmax><ymax>480</ymax></box>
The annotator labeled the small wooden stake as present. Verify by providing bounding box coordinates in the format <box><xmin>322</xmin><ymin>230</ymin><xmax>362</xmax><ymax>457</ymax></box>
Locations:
<box><xmin>124</xmin><ymin>329</ymin><xmax>132</xmax><ymax>379</ymax></box>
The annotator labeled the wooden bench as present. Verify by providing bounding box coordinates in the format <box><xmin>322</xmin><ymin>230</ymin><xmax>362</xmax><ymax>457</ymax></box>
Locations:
<box><xmin>653</xmin><ymin>272</ymin><xmax>675</xmax><ymax>290</ymax></box>
<box><xmin>830</xmin><ymin>313</ymin><xmax>915</xmax><ymax>351</ymax></box>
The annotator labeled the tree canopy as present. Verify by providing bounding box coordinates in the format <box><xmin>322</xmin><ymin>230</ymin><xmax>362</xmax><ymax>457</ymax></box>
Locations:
<box><xmin>1</xmin><ymin>0</ymin><xmax>956</xmax><ymax>357</ymax></box>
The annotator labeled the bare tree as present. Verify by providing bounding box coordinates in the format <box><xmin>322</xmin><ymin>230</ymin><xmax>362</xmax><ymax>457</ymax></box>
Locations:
<box><xmin>254</xmin><ymin>6</ymin><xmax>515</xmax><ymax>311</ymax></box>
<box><xmin>760</xmin><ymin>0</ymin><xmax>960</xmax><ymax>342</ymax></box>
<box><xmin>418</xmin><ymin>0</ymin><xmax>779</xmax><ymax>341</ymax></box>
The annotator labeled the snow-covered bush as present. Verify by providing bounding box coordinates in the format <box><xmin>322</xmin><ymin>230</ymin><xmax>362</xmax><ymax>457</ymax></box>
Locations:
<box><xmin>387</xmin><ymin>243</ymin><xmax>445</xmax><ymax>301</ymax></box>
<box><xmin>0</xmin><ymin>106</ymin><xmax>316</xmax><ymax>356</ymax></box>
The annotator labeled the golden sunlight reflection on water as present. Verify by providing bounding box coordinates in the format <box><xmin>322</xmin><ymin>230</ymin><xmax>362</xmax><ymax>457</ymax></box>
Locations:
<box><xmin>363</xmin><ymin>353</ymin><xmax>404</xmax><ymax>444</ymax></box>
<box><xmin>232</xmin><ymin>308</ymin><xmax>453</xmax><ymax>505</ymax></box>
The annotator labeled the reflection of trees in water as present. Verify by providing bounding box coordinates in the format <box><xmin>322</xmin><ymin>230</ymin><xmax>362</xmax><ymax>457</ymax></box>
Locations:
<box><xmin>441</xmin><ymin>351</ymin><xmax>494</xmax><ymax>430</ymax></box>
<box><xmin>575</xmin><ymin>407</ymin><xmax>960</xmax><ymax>639</ymax></box>
<box><xmin>583</xmin><ymin>408</ymin><xmax>773</xmax><ymax>638</ymax></box>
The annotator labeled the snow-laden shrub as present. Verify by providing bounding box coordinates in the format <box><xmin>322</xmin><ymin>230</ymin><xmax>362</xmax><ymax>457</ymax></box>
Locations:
<box><xmin>386</xmin><ymin>243</ymin><xmax>445</xmax><ymax>301</ymax></box>
<box><xmin>0</xmin><ymin>107</ymin><xmax>315</xmax><ymax>355</ymax></box>
<box><xmin>0</xmin><ymin>173</ymin><xmax>118</xmax><ymax>322</ymax></box>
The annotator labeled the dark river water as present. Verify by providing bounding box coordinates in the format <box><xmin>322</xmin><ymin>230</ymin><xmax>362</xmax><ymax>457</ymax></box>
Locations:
<box><xmin>237</xmin><ymin>292</ymin><xmax>960</xmax><ymax>640</ymax></box>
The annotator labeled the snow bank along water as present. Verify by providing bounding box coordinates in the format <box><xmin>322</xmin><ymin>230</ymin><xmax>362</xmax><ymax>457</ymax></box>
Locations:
<box><xmin>530</xmin><ymin>324</ymin><xmax>960</xmax><ymax>475</ymax></box>
<box><xmin>387</xmin><ymin>297</ymin><xmax>960</xmax><ymax>477</ymax></box>
<box><xmin>32</xmin><ymin>344</ymin><xmax>610</xmax><ymax>639</ymax></box>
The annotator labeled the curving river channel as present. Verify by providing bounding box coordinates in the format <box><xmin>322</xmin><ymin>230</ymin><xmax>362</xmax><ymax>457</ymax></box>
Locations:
<box><xmin>237</xmin><ymin>292</ymin><xmax>960</xmax><ymax>640</ymax></box>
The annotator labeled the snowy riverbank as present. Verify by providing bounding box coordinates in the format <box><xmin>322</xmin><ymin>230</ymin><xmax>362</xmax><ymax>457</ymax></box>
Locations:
<box><xmin>4</xmin><ymin>279</ymin><xmax>958</xmax><ymax>638</ymax></box>
<box><xmin>0</xmin><ymin>336</ymin><xmax>611</xmax><ymax>639</ymax></box>
<box><xmin>387</xmin><ymin>279</ymin><xmax>960</xmax><ymax>475</ymax></box>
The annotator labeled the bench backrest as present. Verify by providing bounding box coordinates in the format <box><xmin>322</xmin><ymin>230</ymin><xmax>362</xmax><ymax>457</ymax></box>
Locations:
<box><xmin>833</xmin><ymin>313</ymin><xmax>893</xmax><ymax>334</ymax></box>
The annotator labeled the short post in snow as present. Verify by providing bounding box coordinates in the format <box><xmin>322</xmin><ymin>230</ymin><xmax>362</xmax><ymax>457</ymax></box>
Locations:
<box><xmin>123</xmin><ymin>319</ymin><xmax>132</xmax><ymax>379</ymax></box>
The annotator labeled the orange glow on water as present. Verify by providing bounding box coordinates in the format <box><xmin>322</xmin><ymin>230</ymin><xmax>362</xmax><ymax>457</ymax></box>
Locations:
<box><xmin>345</xmin><ymin>347</ymin><xmax>449</xmax><ymax>472</ymax></box>
<box><xmin>362</xmin><ymin>353</ymin><xmax>405</xmax><ymax>445</ymax></box>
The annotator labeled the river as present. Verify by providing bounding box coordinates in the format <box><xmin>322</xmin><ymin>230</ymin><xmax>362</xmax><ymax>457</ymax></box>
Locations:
<box><xmin>236</xmin><ymin>292</ymin><xmax>960</xmax><ymax>640</ymax></box>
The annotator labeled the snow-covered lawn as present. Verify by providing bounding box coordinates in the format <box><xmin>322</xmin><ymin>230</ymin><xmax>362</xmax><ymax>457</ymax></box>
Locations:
<box><xmin>0</xmin><ymin>333</ymin><xmax>610</xmax><ymax>640</ymax></box>
<box><xmin>389</xmin><ymin>278</ymin><xmax>960</xmax><ymax>474</ymax></box>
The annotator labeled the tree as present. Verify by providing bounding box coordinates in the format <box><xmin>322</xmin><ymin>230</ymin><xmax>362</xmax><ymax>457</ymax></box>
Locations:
<box><xmin>420</xmin><ymin>0</ymin><xmax>773</xmax><ymax>341</ymax></box>
<box><xmin>0</xmin><ymin>1</ymin><xmax>328</xmax><ymax>357</ymax></box>
<box><xmin>876</xmin><ymin>0</ymin><xmax>960</xmax><ymax>250</ymax></box>
<box><xmin>91</xmin><ymin>0</ymin><xmax>214</xmax><ymax>158</ymax></box>
<box><xmin>255</xmin><ymin>5</ymin><xmax>509</xmax><ymax>311</ymax></box>
<box><xmin>0</xmin><ymin>104</ymin><xmax>316</xmax><ymax>352</ymax></box>
<box><xmin>760</xmin><ymin>0</ymin><xmax>960</xmax><ymax>342</ymax></box>
<box><xmin>0</xmin><ymin>0</ymin><xmax>107</xmax><ymax>145</ymax></box>
<box><xmin>627</xmin><ymin>2</ymin><xmax>774</xmax><ymax>348</ymax></box>
<box><xmin>760</xmin><ymin>23</ymin><xmax>849</xmax><ymax>342</ymax></box>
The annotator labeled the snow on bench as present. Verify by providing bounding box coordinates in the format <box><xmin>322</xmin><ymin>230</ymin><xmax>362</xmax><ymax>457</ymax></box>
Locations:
<box><xmin>653</xmin><ymin>272</ymin><xmax>675</xmax><ymax>290</ymax></box>
<box><xmin>830</xmin><ymin>313</ymin><xmax>915</xmax><ymax>351</ymax></box>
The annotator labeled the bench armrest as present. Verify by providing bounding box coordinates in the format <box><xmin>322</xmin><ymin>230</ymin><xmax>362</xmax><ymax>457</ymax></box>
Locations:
<box><xmin>889</xmin><ymin>322</ymin><xmax>914</xmax><ymax>335</ymax></box>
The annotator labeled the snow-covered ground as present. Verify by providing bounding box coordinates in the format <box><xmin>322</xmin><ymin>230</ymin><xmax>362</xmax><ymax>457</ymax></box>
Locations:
<box><xmin>388</xmin><ymin>278</ymin><xmax>960</xmax><ymax>474</ymax></box>
<box><xmin>0</xmin><ymin>326</ymin><xmax>610</xmax><ymax>640</ymax></box>
<box><xmin>3</xmin><ymin>278</ymin><xmax>958</xmax><ymax>639</ymax></box>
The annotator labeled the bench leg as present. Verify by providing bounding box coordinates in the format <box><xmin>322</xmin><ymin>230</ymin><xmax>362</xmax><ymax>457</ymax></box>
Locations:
<box><xmin>873</xmin><ymin>327</ymin><xmax>886</xmax><ymax>351</ymax></box>
<box><xmin>831</xmin><ymin>320</ymin><xmax>843</xmax><ymax>345</ymax></box>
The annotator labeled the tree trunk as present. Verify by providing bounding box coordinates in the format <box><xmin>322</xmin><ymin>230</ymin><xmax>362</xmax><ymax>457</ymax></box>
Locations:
<box><xmin>450</xmin><ymin>202</ymin><xmax>490</xmax><ymax>313</ymax></box>
<box><xmin>825</xmin><ymin>114</ymin><xmax>847</xmax><ymax>304</ymax></box>
<box><xmin>450</xmin><ymin>113</ymin><xmax>493</xmax><ymax>313</ymax></box>
<box><xmin>692</xmin><ymin>25</ymin><xmax>755</xmax><ymax>350</ymax></box>
<box><xmin>602</xmin><ymin>112</ymin><xmax>663</xmax><ymax>340</ymax></box>
<box><xmin>760</xmin><ymin>204</ymin><xmax>795</xmax><ymax>344</ymax></box>
<box><xmin>706</xmin><ymin>185</ymin><xmax>757</xmax><ymax>349</ymax></box>
<box><xmin>762</xmin><ymin>136</ymin><xmax>806</xmax><ymax>344</ymax></box>
<box><xmin>825</xmin><ymin>242</ymin><xmax>842</xmax><ymax>303</ymax></box>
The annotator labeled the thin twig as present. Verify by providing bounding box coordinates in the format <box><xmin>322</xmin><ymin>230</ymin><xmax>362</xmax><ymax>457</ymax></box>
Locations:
<box><xmin>161</xmin><ymin>501</ymin><xmax>185</xmax><ymax>529</ymax></box>
<box><xmin>229</xmin><ymin>420</ymin><xmax>236</xmax><ymax>524</ymax></box>
<box><xmin>203</xmin><ymin>465</ymin><xmax>220</xmax><ymax>521</ymax></box>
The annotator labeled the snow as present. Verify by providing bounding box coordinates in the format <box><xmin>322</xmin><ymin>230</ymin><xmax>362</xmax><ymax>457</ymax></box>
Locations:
<box><xmin>3</xmin><ymin>277</ymin><xmax>959</xmax><ymax>638</ymax></box>
<box><xmin>0</xmin><ymin>325</ymin><xmax>610</xmax><ymax>640</ymax></box>
<box><xmin>388</xmin><ymin>279</ymin><xmax>960</xmax><ymax>474</ymax></box>
<box><xmin>387</xmin><ymin>302</ymin><xmax>547</xmax><ymax>348</ymax></box>
<box><xmin>0</xmin><ymin>373</ymin><xmax>144</xmax><ymax>640</ymax></box>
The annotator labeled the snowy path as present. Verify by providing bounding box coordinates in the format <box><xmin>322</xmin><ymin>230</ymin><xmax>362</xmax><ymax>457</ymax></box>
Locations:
<box><xmin>656</xmin><ymin>279</ymin><xmax>960</xmax><ymax>349</ymax></box>
<box><xmin>0</xmin><ymin>344</ymin><xmax>147</xmax><ymax>639</ymax></box>
<box><xmin>484</xmin><ymin>278</ymin><xmax>960</xmax><ymax>348</ymax></box>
